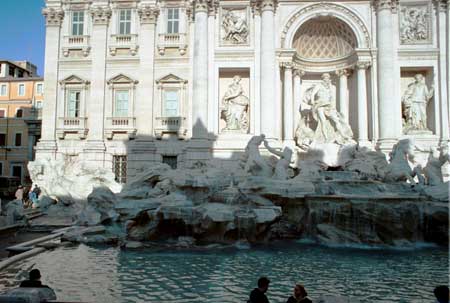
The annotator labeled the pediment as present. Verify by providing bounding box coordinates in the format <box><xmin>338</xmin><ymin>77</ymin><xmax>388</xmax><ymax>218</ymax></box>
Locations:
<box><xmin>59</xmin><ymin>75</ymin><xmax>89</xmax><ymax>85</ymax></box>
<box><xmin>107</xmin><ymin>74</ymin><xmax>138</xmax><ymax>85</ymax></box>
<box><xmin>156</xmin><ymin>74</ymin><xmax>187</xmax><ymax>84</ymax></box>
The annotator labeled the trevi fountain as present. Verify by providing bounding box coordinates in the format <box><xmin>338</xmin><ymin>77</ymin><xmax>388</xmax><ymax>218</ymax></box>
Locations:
<box><xmin>1</xmin><ymin>0</ymin><xmax>449</xmax><ymax>302</ymax></box>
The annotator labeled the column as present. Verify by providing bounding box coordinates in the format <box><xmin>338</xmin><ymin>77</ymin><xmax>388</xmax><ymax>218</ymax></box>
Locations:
<box><xmin>356</xmin><ymin>62</ymin><xmax>371</xmax><ymax>144</ymax></box>
<box><xmin>192</xmin><ymin>0</ymin><xmax>209</xmax><ymax>139</ymax></box>
<box><xmin>207</xmin><ymin>6</ymin><xmax>215</xmax><ymax>133</ymax></box>
<box><xmin>375</xmin><ymin>0</ymin><xmax>400</xmax><ymax>148</ymax></box>
<box><xmin>336</xmin><ymin>69</ymin><xmax>351</xmax><ymax>124</ymax></box>
<box><xmin>37</xmin><ymin>7</ymin><xmax>64</xmax><ymax>155</ymax></box>
<box><xmin>252</xmin><ymin>3</ymin><xmax>262</xmax><ymax>134</ymax></box>
<box><xmin>293</xmin><ymin>69</ymin><xmax>304</xmax><ymax>128</ymax></box>
<box><xmin>137</xmin><ymin>5</ymin><xmax>158</xmax><ymax>139</ymax></box>
<box><xmin>86</xmin><ymin>5</ymin><xmax>111</xmax><ymax>149</ymax></box>
<box><xmin>436</xmin><ymin>0</ymin><xmax>449</xmax><ymax>144</ymax></box>
<box><xmin>282</xmin><ymin>63</ymin><xmax>294</xmax><ymax>144</ymax></box>
<box><xmin>260</xmin><ymin>0</ymin><xmax>277</xmax><ymax>140</ymax></box>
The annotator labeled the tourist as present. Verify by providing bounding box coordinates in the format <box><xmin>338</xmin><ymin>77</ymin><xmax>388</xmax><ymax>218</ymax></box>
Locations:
<box><xmin>434</xmin><ymin>285</ymin><xmax>450</xmax><ymax>303</ymax></box>
<box><xmin>20</xmin><ymin>269</ymin><xmax>51</xmax><ymax>288</ymax></box>
<box><xmin>15</xmin><ymin>185</ymin><xmax>24</xmax><ymax>205</ymax></box>
<box><xmin>29</xmin><ymin>189</ymin><xmax>38</xmax><ymax>208</ymax></box>
<box><xmin>286</xmin><ymin>284</ymin><xmax>312</xmax><ymax>303</ymax></box>
<box><xmin>248</xmin><ymin>276</ymin><xmax>270</xmax><ymax>303</ymax></box>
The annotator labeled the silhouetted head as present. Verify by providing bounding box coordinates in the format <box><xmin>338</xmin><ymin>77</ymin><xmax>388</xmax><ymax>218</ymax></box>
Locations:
<box><xmin>257</xmin><ymin>277</ymin><xmax>270</xmax><ymax>293</ymax></box>
<box><xmin>434</xmin><ymin>285</ymin><xmax>449</xmax><ymax>303</ymax></box>
<box><xmin>294</xmin><ymin>284</ymin><xmax>307</xmax><ymax>299</ymax></box>
<box><xmin>29</xmin><ymin>269</ymin><xmax>41</xmax><ymax>281</ymax></box>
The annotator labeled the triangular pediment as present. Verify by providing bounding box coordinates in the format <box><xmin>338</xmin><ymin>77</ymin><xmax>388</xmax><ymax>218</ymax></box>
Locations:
<box><xmin>156</xmin><ymin>73</ymin><xmax>186</xmax><ymax>84</ymax></box>
<box><xmin>107</xmin><ymin>74</ymin><xmax>138</xmax><ymax>84</ymax></box>
<box><xmin>59</xmin><ymin>75</ymin><xmax>89</xmax><ymax>85</ymax></box>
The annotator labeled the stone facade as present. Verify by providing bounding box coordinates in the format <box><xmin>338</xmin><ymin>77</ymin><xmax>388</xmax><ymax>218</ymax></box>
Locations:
<box><xmin>38</xmin><ymin>0</ymin><xmax>449</xmax><ymax>182</ymax></box>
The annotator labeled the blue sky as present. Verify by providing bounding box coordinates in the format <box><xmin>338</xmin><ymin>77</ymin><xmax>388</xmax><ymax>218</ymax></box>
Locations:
<box><xmin>0</xmin><ymin>0</ymin><xmax>46</xmax><ymax>76</ymax></box>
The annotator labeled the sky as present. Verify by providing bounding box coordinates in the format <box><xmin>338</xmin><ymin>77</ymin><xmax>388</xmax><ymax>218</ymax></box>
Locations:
<box><xmin>0</xmin><ymin>0</ymin><xmax>46</xmax><ymax>76</ymax></box>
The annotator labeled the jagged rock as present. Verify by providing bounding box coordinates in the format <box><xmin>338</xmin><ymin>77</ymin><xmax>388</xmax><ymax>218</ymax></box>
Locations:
<box><xmin>5</xmin><ymin>200</ymin><xmax>26</xmax><ymax>225</ymax></box>
<box><xmin>423</xmin><ymin>182</ymin><xmax>449</xmax><ymax>202</ymax></box>
<box><xmin>77</xmin><ymin>187</ymin><xmax>119</xmax><ymax>225</ymax></box>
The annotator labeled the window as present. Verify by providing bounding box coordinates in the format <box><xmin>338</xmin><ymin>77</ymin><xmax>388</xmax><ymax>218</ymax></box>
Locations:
<box><xmin>114</xmin><ymin>90</ymin><xmax>129</xmax><ymax>117</ymax></box>
<box><xmin>72</xmin><ymin>11</ymin><xmax>84</xmax><ymax>36</ymax></box>
<box><xmin>36</xmin><ymin>101</ymin><xmax>43</xmax><ymax>109</ymax></box>
<box><xmin>0</xmin><ymin>109</ymin><xmax>5</xmax><ymax>118</ymax></box>
<box><xmin>113</xmin><ymin>155</ymin><xmax>127</xmax><ymax>184</ymax></box>
<box><xmin>118</xmin><ymin>10</ymin><xmax>131</xmax><ymax>35</ymax></box>
<box><xmin>0</xmin><ymin>84</ymin><xmax>7</xmax><ymax>96</ymax></box>
<box><xmin>36</xmin><ymin>83</ymin><xmax>43</xmax><ymax>95</ymax></box>
<box><xmin>8</xmin><ymin>68</ymin><xmax>14</xmax><ymax>77</ymax></box>
<box><xmin>0</xmin><ymin>162</ymin><xmax>3</xmax><ymax>176</ymax></box>
<box><xmin>18</xmin><ymin>84</ymin><xmax>25</xmax><ymax>96</ymax></box>
<box><xmin>11</xmin><ymin>165</ymin><xmax>22</xmax><ymax>179</ymax></box>
<box><xmin>16</xmin><ymin>109</ymin><xmax>23</xmax><ymax>118</ymax></box>
<box><xmin>162</xmin><ymin>155</ymin><xmax>177</xmax><ymax>169</ymax></box>
<box><xmin>167</xmin><ymin>8</ymin><xmax>179</xmax><ymax>34</ymax></box>
<box><xmin>67</xmin><ymin>90</ymin><xmax>81</xmax><ymax>117</ymax></box>
<box><xmin>15</xmin><ymin>133</ymin><xmax>22</xmax><ymax>146</ymax></box>
<box><xmin>0</xmin><ymin>134</ymin><xmax>5</xmax><ymax>146</ymax></box>
<box><xmin>164</xmin><ymin>90</ymin><xmax>179</xmax><ymax>116</ymax></box>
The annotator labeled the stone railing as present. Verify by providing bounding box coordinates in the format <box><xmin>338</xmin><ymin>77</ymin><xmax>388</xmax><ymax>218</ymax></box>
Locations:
<box><xmin>109</xmin><ymin>34</ymin><xmax>138</xmax><ymax>56</ymax></box>
<box><xmin>56</xmin><ymin>117</ymin><xmax>88</xmax><ymax>139</ymax></box>
<box><xmin>105</xmin><ymin>117</ymin><xmax>136</xmax><ymax>139</ymax></box>
<box><xmin>157</xmin><ymin>33</ymin><xmax>187</xmax><ymax>56</ymax></box>
<box><xmin>62</xmin><ymin>35</ymin><xmax>91</xmax><ymax>57</ymax></box>
<box><xmin>155</xmin><ymin>116</ymin><xmax>187</xmax><ymax>139</ymax></box>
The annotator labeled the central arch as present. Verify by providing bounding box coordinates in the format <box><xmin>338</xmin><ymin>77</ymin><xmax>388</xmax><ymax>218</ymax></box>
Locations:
<box><xmin>281</xmin><ymin>3</ymin><xmax>371</xmax><ymax>50</ymax></box>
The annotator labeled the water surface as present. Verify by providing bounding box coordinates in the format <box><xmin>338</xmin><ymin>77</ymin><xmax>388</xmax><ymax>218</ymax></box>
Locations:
<box><xmin>0</xmin><ymin>242</ymin><xmax>447</xmax><ymax>303</ymax></box>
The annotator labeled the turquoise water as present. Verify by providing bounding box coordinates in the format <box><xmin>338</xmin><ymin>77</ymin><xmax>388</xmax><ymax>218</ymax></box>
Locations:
<box><xmin>0</xmin><ymin>242</ymin><xmax>447</xmax><ymax>303</ymax></box>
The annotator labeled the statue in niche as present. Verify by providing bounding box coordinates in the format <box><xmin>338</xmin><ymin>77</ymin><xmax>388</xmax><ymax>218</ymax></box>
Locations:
<box><xmin>401</xmin><ymin>74</ymin><xmax>434</xmax><ymax>134</ymax></box>
<box><xmin>221</xmin><ymin>75</ymin><xmax>249</xmax><ymax>132</ymax></box>
<box><xmin>222</xmin><ymin>9</ymin><xmax>248</xmax><ymax>44</ymax></box>
<box><xmin>295</xmin><ymin>73</ymin><xmax>354</xmax><ymax>147</ymax></box>
<box><xmin>400</xmin><ymin>6</ymin><xmax>429</xmax><ymax>44</ymax></box>
<box><xmin>240</xmin><ymin>134</ymin><xmax>272</xmax><ymax>177</ymax></box>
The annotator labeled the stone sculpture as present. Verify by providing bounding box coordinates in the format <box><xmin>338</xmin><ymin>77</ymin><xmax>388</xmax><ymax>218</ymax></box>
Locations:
<box><xmin>240</xmin><ymin>134</ymin><xmax>273</xmax><ymax>177</ymax></box>
<box><xmin>400</xmin><ymin>5</ymin><xmax>429</xmax><ymax>44</ymax></box>
<box><xmin>221</xmin><ymin>75</ymin><xmax>249</xmax><ymax>132</ymax></box>
<box><xmin>263</xmin><ymin>141</ymin><xmax>293</xmax><ymax>180</ymax></box>
<box><xmin>401</xmin><ymin>74</ymin><xmax>434</xmax><ymax>134</ymax></box>
<box><xmin>222</xmin><ymin>9</ymin><xmax>248</xmax><ymax>44</ymax></box>
<box><xmin>422</xmin><ymin>146</ymin><xmax>449</xmax><ymax>186</ymax></box>
<box><xmin>296</xmin><ymin>73</ymin><xmax>354</xmax><ymax>147</ymax></box>
<box><xmin>384</xmin><ymin>139</ymin><xmax>417</xmax><ymax>183</ymax></box>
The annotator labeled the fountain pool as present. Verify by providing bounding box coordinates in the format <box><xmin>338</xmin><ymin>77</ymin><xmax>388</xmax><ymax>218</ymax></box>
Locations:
<box><xmin>0</xmin><ymin>242</ymin><xmax>447</xmax><ymax>303</ymax></box>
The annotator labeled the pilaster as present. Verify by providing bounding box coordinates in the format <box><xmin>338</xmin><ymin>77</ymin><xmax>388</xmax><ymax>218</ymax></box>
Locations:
<box><xmin>335</xmin><ymin>69</ymin><xmax>352</xmax><ymax>124</ymax></box>
<box><xmin>356</xmin><ymin>62</ymin><xmax>371</xmax><ymax>144</ymax></box>
<box><xmin>281</xmin><ymin>62</ymin><xmax>294</xmax><ymax>145</ymax></box>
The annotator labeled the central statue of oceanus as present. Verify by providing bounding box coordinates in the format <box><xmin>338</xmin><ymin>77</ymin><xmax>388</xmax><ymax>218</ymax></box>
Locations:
<box><xmin>295</xmin><ymin>73</ymin><xmax>354</xmax><ymax>147</ymax></box>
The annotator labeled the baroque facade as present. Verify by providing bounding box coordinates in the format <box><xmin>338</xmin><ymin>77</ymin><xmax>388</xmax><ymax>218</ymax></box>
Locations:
<box><xmin>38</xmin><ymin>0</ymin><xmax>449</xmax><ymax>182</ymax></box>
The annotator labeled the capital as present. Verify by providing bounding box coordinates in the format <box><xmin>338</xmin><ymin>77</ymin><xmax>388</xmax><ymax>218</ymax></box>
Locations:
<box><xmin>373</xmin><ymin>0</ymin><xmax>399</xmax><ymax>13</ymax></box>
<box><xmin>42</xmin><ymin>7</ymin><xmax>64</xmax><ymax>27</ymax></box>
<box><xmin>293</xmin><ymin>69</ymin><xmax>306</xmax><ymax>78</ymax></box>
<box><xmin>356</xmin><ymin>61</ymin><xmax>371</xmax><ymax>70</ymax></box>
<box><xmin>90</xmin><ymin>6</ymin><xmax>112</xmax><ymax>25</ymax></box>
<box><xmin>260</xmin><ymin>0</ymin><xmax>278</xmax><ymax>12</ymax></box>
<box><xmin>138</xmin><ymin>5</ymin><xmax>159</xmax><ymax>24</ymax></box>
<box><xmin>280</xmin><ymin>62</ymin><xmax>293</xmax><ymax>69</ymax></box>
<box><xmin>433</xmin><ymin>0</ymin><xmax>448</xmax><ymax>11</ymax></box>
<box><xmin>336</xmin><ymin>69</ymin><xmax>352</xmax><ymax>77</ymax></box>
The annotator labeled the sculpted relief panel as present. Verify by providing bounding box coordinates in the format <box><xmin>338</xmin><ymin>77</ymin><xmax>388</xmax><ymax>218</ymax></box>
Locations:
<box><xmin>399</xmin><ymin>4</ymin><xmax>431</xmax><ymax>44</ymax></box>
<box><xmin>221</xmin><ymin>8</ymin><xmax>249</xmax><ymax>45</ymax></box>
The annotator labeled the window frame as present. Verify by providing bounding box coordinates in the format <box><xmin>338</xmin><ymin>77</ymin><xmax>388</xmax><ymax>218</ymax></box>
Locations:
<box><xmin>118</xmin><ymin>9</ymin><xmax>132</xmax><ymax>35</ymax></box>
<box><xmin>114</xmin><ymin>89</ymin><xmax>130</xmax><ymax>117</ymax></box>
<box><xmin>0</xmin><ymin>84</ymin><xmax>7</xmax><ymax>96</ymax></box>
<box><xmin>166</xmin><ymin>8</ymin><xmax>180</xmax><ymax>34</ymax></box>
<box><xmin>71</xmin><ymin>11</ymin><xmax>85</xmax><ymax>36</ymax></box>
<box><xmin>18</xmin><ymin>83</ymin><xmax>25</xmax><ymax>96</ymax></box>
<box><xmin>14</xmin><ymin>132</ymin><xmax>22</xmax><ymax>147</ymax></box>
<box><xmin>163</xmin><ymin>89</ymin><xmax>180</xmax><ymax>117</ymax></box>
<box><xmin>66</xmin><ymin>89</ymin><xmax>81</xmax><ymax>118</ymax></box>
<box><xmin>36</xmin><ymin>83</ymin><xmax>43</xmax><ymax>95</ymax></box>
<box><xmin>10</xmin><ymin>163</ymin><xmax>23</xmax><ymax>180</ymax></box>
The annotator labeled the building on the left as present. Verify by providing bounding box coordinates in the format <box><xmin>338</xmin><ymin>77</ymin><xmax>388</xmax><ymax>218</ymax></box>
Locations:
<box><xmin>0</xmin><ymin>60</ymin><xmax>43</xmax><ymax>186</ymax></box>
